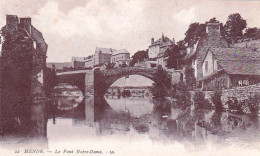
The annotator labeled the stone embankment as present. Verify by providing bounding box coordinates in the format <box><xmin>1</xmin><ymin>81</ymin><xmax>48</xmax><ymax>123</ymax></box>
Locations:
<box><xmin>191</xmin><ymin>83</ymin><xmax>260</xmax><ymax>115</ymax></box>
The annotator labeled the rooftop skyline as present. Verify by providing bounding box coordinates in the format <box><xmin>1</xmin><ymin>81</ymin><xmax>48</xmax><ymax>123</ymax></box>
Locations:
<box><xmin>1</xmin><ymin>0</ymin><xmax>260</xmax><ymax>62</ymax></box>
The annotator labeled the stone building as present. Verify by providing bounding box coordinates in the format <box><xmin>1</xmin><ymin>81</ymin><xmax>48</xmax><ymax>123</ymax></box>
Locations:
<box><xmin>184</xmin><ymin>18</ymin><xmax>260</xmax><ymax>90</ymax></box>
<box><xmin>1</xmin><ymin>15</ymin><xmax>48</xmax><ymax>101</ymax></box>
<box><xmin>71</xmin><ymin>56</ymin><xmax>94</xmax><ymax>69</ymax></box>
<box><xmin>156</xmin><ymin>47</ymin><xmax>171</xmax><ymax>69</ymax></box>
<box><xmin>201</xmin><ymin>47</ymin><xmax>260</xmax><ymax>90</ymax></box>
<box><xmin>85</xmin><ymin>55</ymin><xmax>94</xmax><ymax>68</ymax></box>
<box><xmin>110</xmin><ymin>49</ymin><xmax>130</xmax><ymax>67</ymax></box>
<box><xmin>148</xmin><ymin>33</ymin><xmax>175</xmax><ymax>59</ymax></box>
<box><xmin>0</xmin><ymin>15</ymin><xmax>48</xmax><ymax>132</ymax></box>
<box><xmin>184</xmin><ymin>19</ymin><xmax>228</xmax><ymax>83</ymax></box>
<box><xmin>94</xmin><ymin>47</ymin><xmax>117</xmax><ymax>66</ymax></box>
<box><xmin>72</xmin><ymin>57</ymin><xmax>87</xmax><ymax>69</ymax></box>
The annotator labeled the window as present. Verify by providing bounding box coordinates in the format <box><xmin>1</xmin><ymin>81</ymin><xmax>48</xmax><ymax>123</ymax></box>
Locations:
<box><xmin>205</xmin><ymin>61</ymin><xmax>208</xmax><ymax>73</ymax></box>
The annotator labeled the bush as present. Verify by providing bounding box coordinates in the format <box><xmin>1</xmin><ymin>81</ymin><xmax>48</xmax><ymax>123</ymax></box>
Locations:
<box><xmin>175</xmin><ymin>81</ymin><xmax>191</xmax><ymax>110</ymax></box>
<box><xmin>211</xmin><ymin>90</ymin><xmax>223</xmax><ymax>112</ymax></box>
<box><xmin>184</xmin><ymin>66</ymin><xmax>196</xmax><ymax>91</ymax></box>
<box><xmin>226</xmin><ymin>97</ymin><xmax>243</xmax><ymax>113</ymax></box>
<box><xmin>151</xmin><ymin>66</ymin><xmax>170</xmax><ymax>98</ymax></box>
<box><xmin>248</xmin><ymin>93</ymin><xmax>260</xmax><ymax>115</ymax></box>
<box><xmin>122</xmin><ymin>90</ymin><xmax>131</xmax><ymax>98</ymax></box>
<box><xmin>193</xmin><ymin>91</ymin><xmax>212</xmax><ymax>110</ymax></box>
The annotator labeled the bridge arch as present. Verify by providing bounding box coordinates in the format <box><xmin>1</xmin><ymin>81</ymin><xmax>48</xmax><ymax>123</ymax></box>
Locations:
<box><xmin>102</xmin><ymin>73</ymin><xmax>155</xmax><ymax>94</ymax></box>
<box><xmin>93</xmin><ymin>67</ymin><xmax>169</xmax><ymax>97</ymax></box>
<box><xmin>56</xmin><ymin>71</ymin><xmax>87</xmax><ymax>95</ymax></box>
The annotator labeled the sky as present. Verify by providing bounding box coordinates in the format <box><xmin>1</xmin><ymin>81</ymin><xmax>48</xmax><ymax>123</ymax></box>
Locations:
<box><xmin>1</xmin><ymin>0</ymin><xmax>260</xmax><ymax>62</ymax></box>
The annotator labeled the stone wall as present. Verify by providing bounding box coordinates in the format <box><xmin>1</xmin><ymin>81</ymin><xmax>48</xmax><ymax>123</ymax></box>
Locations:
<box><xmin>192</xmin><ymin>84</ymin><xmax>260</xmax><ymax>114</ymax></box>
<box><xmin>221</xmin><ymin>84</ymin><xmax>260</xmax><ymax>103</ymax></box>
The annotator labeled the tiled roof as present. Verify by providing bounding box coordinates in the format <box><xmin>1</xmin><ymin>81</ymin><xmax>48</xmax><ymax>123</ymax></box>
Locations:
<box><xmin>210</xmin><ymin>47</ymin><xmax>260</xmax><ymax>75</ymax></box>
<box><xmin>95</xmin><ymin>47</ymin><xmax>117</xmax><ymax>54</ymax></box>
<box><xmin>112</xmin><ymin>49</ymin><xmax>129</xmax><ymax>56</ymax></box>
<box><xmin>150</xmin><ymin>37</ymin><xmax>174</xmax><ymax>47</ymax></box>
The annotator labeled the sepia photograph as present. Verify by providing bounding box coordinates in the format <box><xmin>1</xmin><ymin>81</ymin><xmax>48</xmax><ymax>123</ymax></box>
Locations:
<box><xmin>0</xmin><ymin>0</ymin><xmax>260</xmax><ymax>155</ymax></box>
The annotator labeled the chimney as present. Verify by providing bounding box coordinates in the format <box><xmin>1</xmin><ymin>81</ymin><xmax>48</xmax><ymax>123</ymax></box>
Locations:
<box><xmin>206</xmin><ymin>21</ymin><xmax>220</xmax><ymax>36</ymax></box>
<box><xmin>162</xmin><ymin>33</ymin><xmax>164</xmax><ymax>42</ymax></box>
<box><xmin>172</xmin><ymin>38</ymin><xmax>175</xmax><ymax>45</ymax></box>
<box><xmin>206</xmin><ymin>19</ymin><xmax>221</xmax><ymax>46</ymax></box>
<box><xmin>6</xmin><ymin>15</ymin><xmax>19</xmax><ymax>32</ymax></box>
<box><xmin>151</xmin><ymin>38</ymin><xmax>154</xmax><ymax>44</ymax></box>
<box><xmin>20</xmin><ymin>17</ymin><xmax>32</xmax><ymax>35</ymax></box>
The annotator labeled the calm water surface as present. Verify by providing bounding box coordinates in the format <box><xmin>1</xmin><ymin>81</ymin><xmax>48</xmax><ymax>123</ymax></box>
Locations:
<box><xmin>1</xmin><ymin>84</ymin><xmax>260</xmax><ymax>154</ymax></box>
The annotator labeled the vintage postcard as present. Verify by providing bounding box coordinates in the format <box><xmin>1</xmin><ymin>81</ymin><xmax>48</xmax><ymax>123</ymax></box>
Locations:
<box><xmin>0</xmin><ymin>0</ymin><xmax>260</xmax><ymax>155</ymax></box>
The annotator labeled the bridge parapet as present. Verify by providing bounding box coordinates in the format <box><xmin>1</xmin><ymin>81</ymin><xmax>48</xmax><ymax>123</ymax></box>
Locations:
<box><xmin>97</xmin><ymin>67</ymin><xmax>157</xmax><ymax>77</ymax></box>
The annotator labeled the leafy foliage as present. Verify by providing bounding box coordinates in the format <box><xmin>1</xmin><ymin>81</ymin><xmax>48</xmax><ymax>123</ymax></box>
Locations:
<box><xmin>175</xmin><ymin>81</ymin><xmax>191</xmax><ymax>110</ymax></box>
<box><xmin>224</xmin><ymin>13</ymin><xmax>247</xmax><ymax>43</ymax></box>
<box><xmin>184</xmin><ymin>23</ymin><xmax>206</xmax><ymax>46</ymax></box>
<box><xmin>244</xmin><ymin>27</ymin><xmax>260</xmax><ymax>39</ymax></box>
<box><xmin>211</xmin><ymin>90</ymin><xmax>223</xmax><ymax>112</ymax></box>
<box><xmin>184</xmin><ymin>66</ymin><xmax>196</xmax><ymax>90</ymax></box>
<box><xmin>105</xmin><ymin>62</ymin><xmax>115</xmax><ymax>69</ymax></box>
<box><xmin>248</xmin><ymin>93</ymin><xmax>260</xmax><ymax>115</ymax></box>
<box><xmin>166</xmin><ymin>40</ymin><xmax>186</xmax><ymax>69</ymax></box>
<box><xmin>226</xmin><ymin>97</ymin><xmax>243</xmax><ymax>113</ymax></box>
<box><xmin>193</xmin><ymin>91</ymin><xmax>212</xmax><ymax>110</ymax></box>
<box><xmin>129</xmin><ymin>50</ymin><xmax>148</xmax><ymax>66</ymax></box>
<box><xmin>151</xmin><ymin>66</ymin><xmax>171</xmax><ymax>98</ymax></box>
<box><xmin>1</xmin><ymin>30</ymin><xmax>34</xmax><ymax>132</ymax></box>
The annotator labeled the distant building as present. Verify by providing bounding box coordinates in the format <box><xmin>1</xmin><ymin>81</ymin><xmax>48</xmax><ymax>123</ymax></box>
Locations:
<box><xmin>94</xmin><ymin>47</ymin><xmax>117</xmax><ymax>66</ymax></box>
<box><xmin>110</xmin><ymin>49</ymin><xmax>130</xmax><ymax>67</ymax></box>
<box><xmin>46</xmin><ymin>62</ymin><xmax>72</xmax><ymax>70</ymax></box>
<box><xmin>71</xmin><ymin>57</ymin><xmax>87</xmax><ymax>69</ymax></box>
<box><xmin>156</xmin><ymin>47</ymin><xmax>171</xmax><ymax>69</ymax></box>
<box><xmin>148</xmin><ymin>33</ymin><xmax>175</xmax><ymax>59</ymax></box>
<box><xmin>85</xmin><ymin>55</ymin><xmax>94</xmax><ymax>68</ymax></box>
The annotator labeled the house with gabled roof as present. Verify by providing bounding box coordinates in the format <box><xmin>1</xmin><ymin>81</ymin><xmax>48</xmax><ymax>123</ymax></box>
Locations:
<box><xmin>110</xmin><ymin>49</ymin><xmax>130</xmax><ymax>67</ymax></box>
<box><xmin>184</xmin><ymin>19</ymin><xmax>229</xmax><ymax>81</ymax></box>
<box><xmin>148</xmin><ymin>33</ymin><xmax>175</xmax><ymax>59</ymax></box>
<box><xmin>184</xmin><ymin>18</ymin><xmax>260</xmax><ymax>90</ymax></box>
<box><xmin>94</xmin><ymin>47</ymin><xmax>117</xmax><ymax>66</ymax></box>
<box><xmin>201</xmin><ymin>47</ymin><xmax>260</xmax><ymax>90</ymax></box>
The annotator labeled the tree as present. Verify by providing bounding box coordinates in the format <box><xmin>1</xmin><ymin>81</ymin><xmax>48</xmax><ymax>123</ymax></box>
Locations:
<box><xmin>211</xmin><ymin>90</ymin><xmax>223</xmax><ymax>112</ymax></box>
<box><xmin>166</xmin><ymin>40</ymin><xmax>187</xmax><ymax>69</ymax></box>
<box><xmin>224</xmin><ymin>13</ymin><xmax>247</xmax><ymax>43</ymax></box>
<box><xmin>1</xmin><ymin>30</ymin><xmax>34</xmax><ymax>132</ymax></box>
<box><xmin>244</xmin><ymin>27</ymin><xmax>260</xmax><ymax>39</ymax></box>
<box><xmin>175</xmin><ymin>81</ymin><xmax>191</xmax><ymax>110</ymax></box>
<box><xmin>248</xmin><ymin>93</ymin><xmax>260</xmax><ymax>116</ymax></box>
<box><xmin>151</xmin><ymin>66</ymin><xmax>171</xmax><ymax>98</ymax></box>
<box><xmin>184</xmin><ymin>22</ymin><xmax>206</xmax><ymax>46</ymax></box>
<box><xmin>193</xmin><ymin>91</ymin><xmax>212</xmax><ymax>110</ymax></box>
<box><xmin>184</xmin><ymin>66</ymin><xmax>196</xmax><ymax>90</ymax></box>
<box><xmin>129</xmin><ymin>50</ymin><xmax>148</xmax><ymax>66</ymax></box>
<box><xmin>105</xmin><ymin>62</ymin><xmax>115</xmax><ymax>69</ymax></box>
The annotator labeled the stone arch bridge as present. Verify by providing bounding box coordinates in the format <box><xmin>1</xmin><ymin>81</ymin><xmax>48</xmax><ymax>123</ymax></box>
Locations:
<box><xmin>56</xmin><ymin>67</ymin><xmax>172</xmax><ymax>97</ymax></box>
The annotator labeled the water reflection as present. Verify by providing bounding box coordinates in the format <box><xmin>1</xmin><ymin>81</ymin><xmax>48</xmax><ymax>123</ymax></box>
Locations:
<box><xmin>45</xmin><ymin>91</ymin><xmax>260</xmax><ymax>147</ymax></box>
<box><xmin>1</xmin><ymin>87</ymin><xmax>260</xmax><ymax>150</ymax></box>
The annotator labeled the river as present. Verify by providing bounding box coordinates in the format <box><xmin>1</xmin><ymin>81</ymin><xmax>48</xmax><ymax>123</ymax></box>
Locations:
<box><xmin>1</xmin><ymin>83</ymin><xmax>260</xmax><ymax>155</ymax></box>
